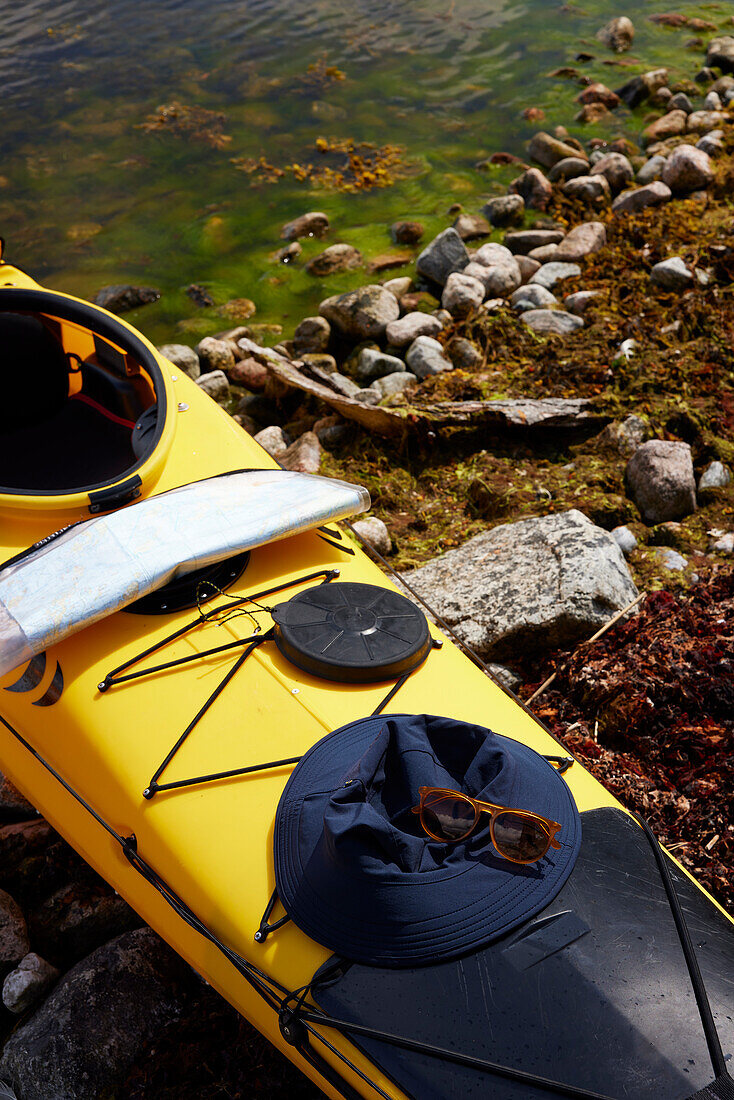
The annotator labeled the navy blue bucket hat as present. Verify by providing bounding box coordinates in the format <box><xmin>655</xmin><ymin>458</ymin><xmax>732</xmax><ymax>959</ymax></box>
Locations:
<box><xmin>274</xmin><ymin>714</ymin><xmax>582</xmax><ymax>967</ymax></box>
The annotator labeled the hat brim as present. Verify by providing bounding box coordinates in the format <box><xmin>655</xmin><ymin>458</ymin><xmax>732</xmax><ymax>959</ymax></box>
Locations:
<box><xmin>274</xmin><ymin>714</ymin><xmax>582</xmax><ymax>967</ymax></box>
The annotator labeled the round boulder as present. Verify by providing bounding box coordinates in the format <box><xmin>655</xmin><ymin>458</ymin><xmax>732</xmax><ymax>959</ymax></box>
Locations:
<box><xmin>319</xmin><ymin>285</ymin><xmax>400</xmax><ymax>341</ymax></box>
<box><xmin>661</xmin><ymin>144</ymin><xmax>714</xmax><ymax>193</ymax></box>
<box><xmin>626</xmin><ymin>440</ymin><xmax>696</xmax><ymax>525</ymax></box>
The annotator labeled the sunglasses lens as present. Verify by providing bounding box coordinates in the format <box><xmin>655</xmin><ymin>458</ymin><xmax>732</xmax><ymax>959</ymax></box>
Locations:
<box><xmin>422</xmin><ymin>792</ymin><xmax>476</xmax><ymax>841</ymax></box>
<box><xmin>493</xmin><ymin>812</ymin><xmax>551</xmax><ymax>863</ymax></box>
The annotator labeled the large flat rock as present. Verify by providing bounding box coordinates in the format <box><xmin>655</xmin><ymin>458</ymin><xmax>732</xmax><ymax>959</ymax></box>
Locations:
<box><xmin>403</xmin><ymin>510</ymin><xmax>639</xmax><ymax>659</ymax></box>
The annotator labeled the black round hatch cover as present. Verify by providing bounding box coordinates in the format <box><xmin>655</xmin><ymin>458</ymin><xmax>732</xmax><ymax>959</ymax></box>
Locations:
<box><xmin>271</xmin><ymin>582</ymin><xmax>431</xmax><ymax>683</ymax></box>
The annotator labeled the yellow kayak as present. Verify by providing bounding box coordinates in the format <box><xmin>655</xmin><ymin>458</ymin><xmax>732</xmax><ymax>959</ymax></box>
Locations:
<box><xmin>0</xmin><ymin>261</ymin><xmax>732</xmax><ymax>1100</ymax></box>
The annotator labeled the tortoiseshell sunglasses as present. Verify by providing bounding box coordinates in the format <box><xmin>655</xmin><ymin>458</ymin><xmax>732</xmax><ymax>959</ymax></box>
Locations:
<box><xmin>411</xmin><ymin>786</ymin><xmax>562</xmax><ymax>864</ymax></box>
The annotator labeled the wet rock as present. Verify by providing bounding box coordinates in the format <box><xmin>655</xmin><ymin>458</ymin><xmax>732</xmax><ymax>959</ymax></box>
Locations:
<box><xmin>405</xmin><ymin>336</ymin><xmax>453</xmax><ymax>379</ymax></box>
<box><xmin>442</xmin><ymin>272</ymin><xmax>485</xmax><ymax>318</ymax></box>
<box><xmin>196</xmin><ymin>336</ymin><xmax>235</xmax><ymax>374</ymax></box>
<box><xmin>508</xmin><ymin>168</ymin><xmax>553</xmax><ymax>211</ymax></box>
<box><xmin>482</xmin><ymin>195</ymin><xmax>525</xmax><ymax>227</ymax></box>
<box><xmin>447</xmin><ymin>338</ymin><xmax>482</xmax><ymax>369</ymax></box>
<box><xmin>319</xmin><ymin>285</ymin><xmax>400</xmax><ymax>341</ymax></box>
<box><xmin>510</xmin><ymin>284</ymin><xmax>557</xmax><ymax>311</ymax></box>
<box><xmin>522</xmin><ymin>309</ymin><xmax>584</xmax><ymax>335</ymax></box>
<box><xmin>356</xmin><ymin>348</ymin><xmax>405</xmax><ymax>382</ymax></box>
<box><xmin>576</xmin><ymin>103</ymin><xmax>611</xmax><ymax>125</ymax></box>
<box><xmin>157</xmin><ymin>343</ymin><xmax>200</xmax><ymax>380</ymax></box>
<box><xmin>0</xmin><ymin>928</ymin><xmax>193</xmax><ymax>1100</ymax></box>
<box><xmin>391</xmin><ymin>221</ymin><xmax>424</xmax><ymax>245</ymax></box>
<box><xmin>186</xmin><ymin>284</ymin><xmax>215</xmax><ymax>308</ymax></box>
<box><xmin>370</xmin><ymin>372</ymin><xmax>418</xmax><ymax>398</ymax></box>
<box><xmin>228</xmin><ymin>357</ymin><xmax>268</xmax><ymax>391</ymax></box>
<box><xmin>642</xmin><ymin>110</ymin><xmax>688</xmax><ymax>146</ymax></box>
<box><xmin>2</xmin><ymin>954</ymin><xmax>59</xmax><ymax>1016</ymax></box>
<box><xmin>548</xmin><ymin>157</ymin><xmax>591</xmax><ymax>183</ymax></box>
<box><xmin>305</xmin><ymin>243</ymin><xmax>362</xmax><ymax>277</ymax></box>
<box><xmin>279</xmin><ymin>431</ymin><xmax>322</xmax><ymax>474</ymax></box>
<box><xmin>452</xmin><ymin>214</ymin><xmax>490</xmax><ymax>241</ymax></box>
<box><xmin>706</xmin><ymin>36</ymin><xmax>734</xmax><ymax>74</ymax></box>
<box><xmin>577</xmin><ymin>82</ymin><xmax>621</xmax><ymax>109</ymax></box>
<box><xmin>698</xmin><ymin>461</ymin><xmax>731</xmax><ymax>491</ymax></box>
<box><xmin>527</xmin><ymin>132</ymin><xmax>588</xmax><ymax>169</ymax></box>
<box><xmin>590</xmin><ymin>153</ymin><xmax>634</xmax><ymax>194</ymax></box>
<box><xmin>93</xmin><ymin>285</ymin><xmax>160</xmax><ymax>314</ymax></box>
<box><xmin>281</xmin><ymin>211</ymin><xmax>329</xmax><ymax>240</ymax></box>
<box><xmin>351</xmin><ymin>517</ymin><xmax>391</xmax><ymax>557</ymax></box>
<box><xmin>626</xmin><ymin>440</ymin><xmax>696</xmax><ymax>525</ymax></box>
<box><xmin>415</xmin><ymin>228</ymin><xmax>470</xmax><ymax>286</ymax></box>
<box><xmin>636</xmin><ymin>154</ymin><xmax>668</xmax><ymax>185</ymax></box>
<box><xmin>562</xmin><ymin>175</ymin><xmax>611</xmax><ymax>204</ymax></box>
<box><xmin>650</xmin><ymin>257</ymin><xmax>693</xmax><ymax>291</ymax></box>
<box><xmin>555</xmin><ymin>222</ymin><xmax>607</xmax><ymax>261</ymax></box>
<box><xmin>386</xmin><ymin>312</ymin><xmax>442</xmax><ymax>348</ymax></box>
<box><xmin>196</xmin><ymin>370</ymin><xmax>229</xmax><ymax>403</ymax></box>
<box><xmin>292</xmin><ymin>316</ymin><xmax>331</xmax><ymax>355</ymax></box>
<box><xmin>403</xmin><ymin>510</ymin><xmax>639</xmax><ymax>659</ymax></box>
<box><xmin>504</xmin><ymin>230</ymin><xmax>565</xmax><ymax>255</ymax></box>
<box><xmin>615</xmin><ymin>69</ymin><xmax>668</xmax><ymax>109</ymax></box>
<box><xmin>661</xmin><ymin>144</ymin><xmax>714</xmax><ymax>192</ymax></box>
<box><xmin>612</xmin><ymin>525</ymin><xmax>638</xmax><ymax>556</ymax></box>
<box><xmin>529</xmin><ymin>262</ymin><xmax>582</xmax><ymax>291</ymax></box>
<box><xmin>0</xmin><ymin>891</ymin><xmax>29</xmax><ymax>968</ymax></box>
<box><xmin>564</xmin><ymin>290</ymin><xmax>600</xmax><ymax>316</ymax></box>
<box><xmin>612</xmin><ymin>181</ymin><xmax>672</xmax><ymax>214</ymax></box>
<box><xmin>253</xmin><ymin>425</ymin><xmax>289</xmax><ymax>458</ymax></box>
<box><xmin>597</xmin><ymin>16</ymin><xmax>634</xmax><ymax>52</ymax></box>
<box><xmin>275</xmin><ymin>241</ymin><xmax>302</xmax><ymax>264</ymax></box>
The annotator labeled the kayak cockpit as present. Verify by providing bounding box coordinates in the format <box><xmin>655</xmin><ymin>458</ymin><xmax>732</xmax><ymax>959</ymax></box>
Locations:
<box><xmin>0</xmin><ymin>287</ymin><xmax>166</xmax><ymax>499</ymax></box>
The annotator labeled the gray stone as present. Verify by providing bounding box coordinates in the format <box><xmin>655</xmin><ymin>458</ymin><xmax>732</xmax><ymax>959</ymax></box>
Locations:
<box><xmin>595</xmin><ymin>415</ymin><xmax>650</xmax><ymax>457</ymax></box>
<box><xmin>516</xmin><ymin>256</ymin><xmax>541</xmax><ymax>283</ymax></box>
<box><xmin>452</xmin><ymin>214</ymin><xmax>490</xmax><ymax>241</ymax></box>
<box><xmin>488</xmin><ymin>663</ymin><xmax>522</xmax><ymax>692</ymax></box>
<box><xmin>615</xmin><ymin>69</ymin><xmax>668</xmax><ymax>109</ymax></box>
<box><xmin>196</xmin><ymin>337</ymin><xmax>235</xmax><ymax>374</ymax></box>
<box><xmin>383</xmin><ymin>276</ymin><xmax>413</xmax><ymax>298</ymax></box>
<box><xmin>3</xmin><ymin>954</ymin><xmax>59</xmax><ymax>1016</ymax></box>
<box><xmin>293</xmin><ymin>316</ymin><xmax>331</xmax><ymax>355</ymax></box>
<box><xmin>504</xmin><ymin>230</ymin><xmax>565</xmax><ymax>255</ymax></box>
<box><xmin>415</xmin><ymin>228</ymin><xmax>470</xmax><ymax>286</ymax></box>
<box><xmin>703</xmin><ymin>91</ymin><xmax>723</xmax><ymax>111</ymax></box>
<box><xmin>482</xmin><ymin>195</ymin><xmax>525</xmax><ymax>228</ymax></box>
<box><xmin>391</xmin><ymin>221</ymin><xmax>424</xmax><ymax>245</ymax></box>
<box><xmin>626</xmin><ymin>440</ymin><xmax>696</xmax><ymax>525</ymax></box>
<box><xmin>29</xmin><ymin>883</ymin><xmax>142</xmax><ymax>967</ymax></box>
<box><xmin>612</xmin><ymin>181</ymin><xmax>672</xmax><ymax>214</ymax></box>
<box><xmin>325</xmin><ymin>372</ymin><xmax>362</xmax><ymax>399</ymax></box>
<box><xmin>510</xmin><ymin>285</ymin><xmax>557</xmax><ymax>310</ymax></box>
<box><xmin>636</xmin><ymin>155</ymin><xmax>668</xmax><ymax>185</ymax></box>
<box><xmin>253</xmin><ymin>426</ymin><xmax>288</xmax><ymax>457</ymax></box>
<box><xmin>355</xmin><ymin>388</ymin><xmax>382</xmax><ymax>405</ymax></box>
<box><xmin>590</xmin><ymin>153</ymin><xmax>634</xmax><ymax>194</ymax></box>
<box><xmin>356</xmin><ymin>348</ymin><xmax>406</xmax><ymax>382</ymax></box>
<box><xmin>548</xmin><ymin>158</ymin><xmax>590</xmax><ymax>183</ymax></box>
<box><xmin>473</xmin><ymin>242</ymin><xmax>516</xmax><ymax>265</ymax></box>
<box><xmin>668</xmin><ymin>93</ymin><xmax>693</xmax><ymax>115</ymax></box>
<box><xmin>642</xmin><ymin>110</ymin><xmax>688</xmax><ymax>146</ymax></box>
<box><xmin>319</xmin><ymin>285</ymin><xmax>399</xmax><ymax>341</ymax></box>
<box><xmin>402</xmin><ymin>510</ymin><xmax>639</xmax><ymax>659</ymax></box>
<box><xmin>370</xmin><ymin>372</ymin><xmax>419</xmax><ymax>398</ymax></box>
<box><xmin>279</xmin><ymin>431</ymin><xmax>322</xmax><ymax>474</ymax></box>
<box><xmin>305</xmin><ymin>243</ymin><xmax>362</xmax><ymax>277</ymax></box>
<box><xmin>706</xmin><ymin>37</ymin><xmax>734</xmax><ymax>74</ymax></box>
<box><xmin>698</xmin><ymin>461</ymin><xmax>731</xmax><ymax>491</ymax></box>
<box><xmin>0</xmin><ymin>929</ymin><xmax>192</xmax><ymax>1100</ymax></box>
<box><xmin>385</xmin><ymin>312</ymin><xmax>442</xmax><ymax>348</ymax></box>
<box><xmin>405</xmin><ymin>336</ymin><xmax>453</xmax><ymax>379</ymax></box>
<box><xmin>530</xmin><ymin>262</ymin><xmax>582</xmax><ymax>291</ymax></box>
<box><xmin>281</xmin><ymin>211</ymin><xmax>329</xmax><ymax>240</ymax></box>
<box><xmin>508</xmin><ymin>167</ymin><xmax>553</xmax><ymax>211</ymax></box>
<box><xmin>562</xmin><ymin>175</ymin><xmax>611</xmax><ymax>204</ymax></box>
<box><xmin>697</xmin><ymin>133</ymin><xmax>724</xmax><ymax>157</ymax></box>
<box><xmin>442</xmin><ymin>272</ymin><xmax>485</xmax><ymax>318</ymax></box>
<box><xmin>564</xmin><ymin>290</ymin><xmax>600</xmax><ymax>316</ymax></box>
<box><xmin>522</xmin><ymin>310</ymin><xmax>584</xmax><ymax>335</ymax></box>
<box><xmin>611</xmin><ymin>525</ymin><xmax>638</xmax><ymax>556</ymax></box>
<box><xmin>711</xmin><ymin>532</ymin><xmax>734</xmax><ymax>553</ymax></box>
<box><xmin>93</xmin><ymin>285</ymin><xmax>160</xmax><ymax>314</ymax></box>
<box><xmin>299</xmin><ymin>352</ymin><xmax>337</xmax><ymax>375</ymax></box>
<box><xmin>351</xmin><ymin>517</ymin><xmax>391</xmax><ymax>557</ymax></box>
<box><xmin>527</xmin><ymin>132</ymin><xmax>588</xmax><ymax>169</ymax></box>
<box><xmin>195</xmin><ymin>369</ymin><xmax>229</xmax><ymax>403</ymax></box>
<box><xmin>597</xmin><ymin>16</ymin><xmax>634</xmax><ymax>52</ymax></box>
<box><xmin>661</xmin><ymin>144</ymin><xmax>714</xmax><ymax>192</ymax></box>
<box><xmin>0</xmin><ymin>891</ymin><xmax>29</xmax><ymax>968</ymax></box>
<box><xmin>275</xmin><ymin>241</ymin><xmax>301</xmax><ymax>264</ymax></box>
<box><xmin>157</xmin><ymin>344</ymin><xmax>200</xmax><ymax>380</ymax></box>
<box><xmin>555</xmin><ymin>222</ymin><xmax>607</xmax><ymax>261</ymax></box>
<box><xmin>652</xmin><ymin>547</ymin><xmax>688</xmax><ymax>571</ymax></box>
<box><xmin>528</xmin><ymin>244</ymin><xmax>560</xmax><ymax>264</ymax></box>
<box><xmin>650</xmin><ymin>257</ymin><xmax>693</xmax><ymax>291</ymax></box>
<box><xmin>469</xmin><ymin>250</ymin><xmax>522</xmax><ymax>297</ymax></box>
<box><xmin>448</xmin><ymin>338</ymin><xmax>482</xmax><ymax>369</ymax></box>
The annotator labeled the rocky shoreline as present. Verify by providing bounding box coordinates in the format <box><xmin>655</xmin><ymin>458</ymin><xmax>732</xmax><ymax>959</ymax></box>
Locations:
<box><xmin>1</xmin><ymin>20</ymin><xmax>734</xmax><ymax>1100</ymax></box>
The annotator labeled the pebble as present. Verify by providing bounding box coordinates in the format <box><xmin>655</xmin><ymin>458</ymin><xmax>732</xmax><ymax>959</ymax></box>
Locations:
<box><xmin>196</xmin><ymin>337</ymin><xmax>235</xmax><ymax>374</ymax></box>
<box><xmin>616</xmin><ymin>69</ymin><xmax>668</xmax><ymax>110</ymax></box>
<box><xmin>228</xmin><ymin>357</ymin><xmax>268</xmax><ymax>391</ymax></box>
<box><xmin>698</xmin><ymin>461</ymin><xmax>731</xmax><ymax>491</ymax></box>
<box><xmin>636</xmin><ymin>155</ymin><xmax>668</xmax><ymax>185</ymax></box>
<box><xmin>253</xmin><ymin>426</ymin><xmax>289</xmax><ymax>458</ymax></box>
<box><xmin>93</xmin><ymin>285</ymin><xmax>160</xmax><ymax>314</ymax></box>
<box><xmin>275</xmin><ymin>241</ymin><xmax>301</xmax><ymax>264</ymax></box>
<box><xmin>157</xmin><ymin>343</ymin><xmax>200</xmax><ymax>380</ymax></box>
<box><xmin>626</xmin><ymin>440</ymin><xmax>696</xmax><ymax>525</ymax></box>
<box><xmin>487</xmin><ymin>664</ymin><xmax>522</xmax><ymax>692</ymax></box>
<box><xmin>448</xmin><ymin>338</ymin><xmax>482</xmax><ymax>369</ymax></box>
<box><xmin>590</xmin><ymin>153</ymin><xmax>634</xmax><ymax>194</ymax></box>
<box><xmin>652</xmin><ymin>547</ymin><xmax>688</xmax><ymax>571</ymax></box>
<box><xmin>612</xmin><ymin>181</ymin><xmax>672</xmax><ymax>214</ymax></box>
<box><xmin>577</xmin><ymin>82</ymin><xmax>621</xmax><ymax>109</ymax></box>
<box><xmin>564</xmin><ymin>290</ymin><xmax>600</xmax><ymax>316</ymax></box>
<box><xmin>279</xmin><ymin>431</ymin><xmax>322</xmax><ymax>474</ymax></box>
<box><xmin>522</xmin><ymin>310</ymin><xmax>584</xmax><ymax>335</ymax></box>
<box><xmin>300</xmin><ymin>352</ymin><xmax>337</xmax><ymax>374</ymax></box>
<box><xmin>383</xmin><ymin>276</ymin><xmax>413</xmax><ymax>299</ymax></box>
<box><xmin>642</xmin><ymin>110</ymin><xmax>688</xmax><ymax>146</ymax></box>
<box><xmin>516</xmin><ymin>256</ymin><xmax>541</xmax><ymax>283</ymax></box>
<box><xmin>2</xmin><ymin>954</ymin><xmax>59</xmax><ymax>1016</ymax></box>
<box><xmin>452</xmin><ymin>214</ymin><xmax>490</xmax><ymax>241</ymax></box>
<box><xmin>442</xmin><ymin>272</ymin><xmax>486</xmax><ymax>318</ymax></box>
<box><xmin>697</xmin><ymin>133</ymin><xmax>724</xmax><ymax>157</ymax></box>
<box><xmin>548</xmin><ymin>157</ymin><xmax>590</xmax><ymax>183</ymax></box>
<box><xmin>196</xmin><ymin>370</ymin><xmax>230</xmax><ymax>403</ymax></box>
<box><xmin>391</xmin><ymin>221</ymin><xmax>424</xmax><ymax>245</ymax></box>
<box><xmin>305</xmin><ymin>243</ymin><xmax>362</xmax><ymax>277</ymax></box>
<box><xmin>668</xmin><ymin>92</ymin><xmax>693</xmax><ymax>115</ymax></box>
<box><xmin>281</xmin><ymin>211</ymin><xmax>329</xmax><ymax>240</ymax></box>
<box><xmin>529</xmin><ymin>262</ymin><xmax>582</xmax><ymax>291</ymax></box>
<box><xmin>474</xmin><ymin>242</ymin><xmax>516</xmax><ymax>265</ymax></box>
<box><xmin>504</xmin><ymin>230</ymin><xmax>565</xmax><ymax>255</ymax></box>
<box><xmin>293</xmin><ymin>316</ymin><xmax>331</xmax><ymax>355</ymax></box>
<box><xmin>355</xmin><ymin>348</ymin><xmax>406</xmax><ymax>382</ymax></box>
<box><xmin>650</xmin><ymin>257</ymin><xmax>693</xmax><ymax>291</ymax></box>
<box><xmin>528</xmin><ymin>244</ymin><xmax>559</xmax><ymax>263</ymax></box>
<box><xmin>482</xmin><ymin>195</ymin><xmax>525</xmax><ymax>227</ymax></box>
<box><xmin>527</xmin><ymin>132</ymin><xmax>587</xmax><ymax>168</ymax></box>
<box><xmin>370</xmin><ymin>372</ymin><xmax>419</xmax><ymax>398</ymax></box>
<box><xmin>405</xmin><ymin>336</ymin><xmax>454</xmax><ymax>379</ymax></box>
<box><xmin>703</xmin><ymin>91</ymin><xmax>723</xmax><ymax>111</ymax></box>
<box><xmin>508</xmin><ymin>167</ymin><xmax>553</xmax><ymax>211</ymax></box>
<box><xmin>555</xmin><ymin>222</ymin><xmax>607</xmax><ymax>261</ymax></box>
<box><xmin>467</xmin><ymin>257</ymin><xmax>522</xmax><ymax>298</ymax></box>
<box><xmin>562</xmin><ymin>175</ymin><xmax>611</xmax><ymax>204</ymax></box>
<box><xmin>351</xmin><ymin>517</ymin><xmax>392</xmax><ymax>557</ymax></box>
<box><xmin>385</xmin><ymin>313</ymin><xmax>442</xmax><ymax>348</ymax></box>
<box><xmin>707</xmin><ymin>37</ymin><xmax>734</xmax><ymax>74</ymax></box>
<box><xmin>686</xmin><ymin>110</ymin><xmax>727</xmax><ymax>133</ymax></box>
<box><xmin>319</xmin><ymin>285</ymin><xmax>399</xmax><ymax>341</ymax></box>
<box><xmin>661</xmin><ymin>144</ymin><xmax>714</xmax><ymax>192</ymax></box>
<box><xmin>611</xmin><ymin>525</ymin><xmax>638</xmax><ymax>556</ymax></box>
<box><xmin>416</xmin><ymin>228</ymin><xmax>470</xmax><ymax>286</ymax></box>
<box><xmin>596</xmin><ymin>15</ymin><xmax>634</xmax><ymax>52</ymax></box>
<box><xmin>711</xmin><ymin>532</ymin><xmax>734</xmax><ymax>554</ymax></box>
<box><xmin>510</xmin><ymin>285</ymin><xmax>557</xmax><ymax>310</ymax></box>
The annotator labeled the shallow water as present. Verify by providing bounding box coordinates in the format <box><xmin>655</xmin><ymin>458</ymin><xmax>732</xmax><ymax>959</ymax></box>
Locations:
<box><xmin>0</xmin><ymin>0</ymin><xmax>727</xmax><ymax>342</ymax></box>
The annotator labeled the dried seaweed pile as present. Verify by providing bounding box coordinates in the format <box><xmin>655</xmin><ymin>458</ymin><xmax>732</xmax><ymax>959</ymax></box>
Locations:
<box><xmin>527</xmin><ymin>566</ymin><xmax>734</xmax><ymax>910</ymax></box>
